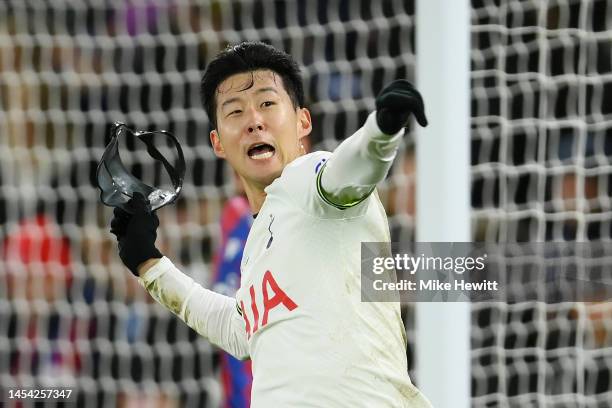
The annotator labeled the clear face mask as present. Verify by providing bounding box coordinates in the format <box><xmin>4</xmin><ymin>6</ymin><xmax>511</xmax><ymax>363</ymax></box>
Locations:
<box><xmin>96</xmin><ymin>122</ymin><xmax>185</xmax><ymax>213</ymax></box>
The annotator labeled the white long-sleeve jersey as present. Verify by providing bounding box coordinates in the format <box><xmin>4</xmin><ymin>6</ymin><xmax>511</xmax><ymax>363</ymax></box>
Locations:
<box><xmin>138</xmin><ymin>112</ymin><xmax>432</xmax><ymax>407</ymax></box>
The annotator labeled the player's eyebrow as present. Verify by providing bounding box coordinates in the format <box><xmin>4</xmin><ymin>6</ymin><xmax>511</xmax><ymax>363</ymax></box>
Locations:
<box><xmin>221</xmin><ymin>97</ymin><xmax>241</xmax><ymax>109</ymax></box>
<box><xmin>255</xmin><ymin>87</ymin><xmax>278</xmax><ymax>96</ymax></box>
<box><xmin>220</xmin><ymin>87</ymin><xmax>279</xmax><ymax>110</ymax></box>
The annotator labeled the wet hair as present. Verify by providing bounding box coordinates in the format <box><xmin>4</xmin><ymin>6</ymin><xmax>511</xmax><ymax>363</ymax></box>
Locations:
<box><xmin>200</xmin><ymin>41</ymin><xmax>305</xmax><ymax>128</ymax></box>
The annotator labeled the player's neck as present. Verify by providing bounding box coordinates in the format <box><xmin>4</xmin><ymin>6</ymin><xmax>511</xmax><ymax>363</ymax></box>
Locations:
<box><xmin>242</xmin><ymin>181</ymin><xmax>267</xmax><ymax>214</ymax></box>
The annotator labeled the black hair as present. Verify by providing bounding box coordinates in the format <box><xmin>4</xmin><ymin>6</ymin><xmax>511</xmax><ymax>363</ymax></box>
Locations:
<box><xmin>200</xmin><ymin>41</ymin><xmax>305</xmax><ymax>128</ymax></box>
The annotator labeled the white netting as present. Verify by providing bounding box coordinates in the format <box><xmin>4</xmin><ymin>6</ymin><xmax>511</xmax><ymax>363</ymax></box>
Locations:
<box><xmin>470</xmin><ymin>0</ymin><xmax>612</xmax><ymax>407</ymax></box>
<box><xmin>0</xmin><ymin>0</ymin><xmax>610</xmax><ymax>407</ymax></box>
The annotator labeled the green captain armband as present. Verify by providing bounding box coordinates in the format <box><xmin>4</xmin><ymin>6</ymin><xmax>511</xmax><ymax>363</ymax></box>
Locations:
<box><xmin>315</xmin><ymin>162</ymin><xmax>376</xmax><ymax>210</ymax></box>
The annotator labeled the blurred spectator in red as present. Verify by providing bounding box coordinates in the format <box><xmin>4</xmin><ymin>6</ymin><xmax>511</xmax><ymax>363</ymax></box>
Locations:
<box><xmin>3</xmin><ymin>214</ymin><xmax>72</xmax><ymax>302</ymax></box>
<box><xmin>2</xmin><ymin>214</ymin><xmax>81</xmax><ymax>379</ymax></box>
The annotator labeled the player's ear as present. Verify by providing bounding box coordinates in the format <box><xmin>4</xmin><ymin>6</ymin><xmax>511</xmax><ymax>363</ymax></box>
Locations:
<box><xmin>210</xmin><ymin>129</ymin><xmax>226</xmax><ymax>158</ymax></box>
<box><xmin>297</xmin><ymin>107</ymin><xmax>312</xmax><ymax>138</ymax></box>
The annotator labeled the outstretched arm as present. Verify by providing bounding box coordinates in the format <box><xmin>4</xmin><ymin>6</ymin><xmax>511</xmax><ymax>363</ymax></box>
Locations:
<box><xmin>319</xmin><ymin>80</ymin><xmax>427</xmax><ymax>208</ymax></box>
<box><xmin>139</xmin><ymin>257</ymin><xmax>249</xmax><ymax>359</ymax></box>
<box><xmin>109</xmin><ymin>194</ymin><xmax>249</xmax><ymax>359</ymax></box>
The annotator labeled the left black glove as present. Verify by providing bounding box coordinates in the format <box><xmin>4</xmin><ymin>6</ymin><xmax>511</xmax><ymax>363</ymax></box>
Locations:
<box><xmin>375</xmin><ymin>79</ymin><xmax>428</xmax><ymax>135</ymax></box>
<box><xmin>109</xmin><ymin>192</ymin><xmax>163</xmax><ymax>276</ymax></box>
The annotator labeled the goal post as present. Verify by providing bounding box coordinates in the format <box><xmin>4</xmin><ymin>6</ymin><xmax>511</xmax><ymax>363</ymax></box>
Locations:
<box><xmin>415</xmin><ymin>1</ymin><xmax>471</xmax><ymax>407</ymax></box>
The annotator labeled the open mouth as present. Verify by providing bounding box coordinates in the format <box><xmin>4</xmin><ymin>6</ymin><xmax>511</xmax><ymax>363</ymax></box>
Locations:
<box><xmin>248</xmin><ymin>143</ymin><xmax>275</xmax><ymax>160</ymax></box>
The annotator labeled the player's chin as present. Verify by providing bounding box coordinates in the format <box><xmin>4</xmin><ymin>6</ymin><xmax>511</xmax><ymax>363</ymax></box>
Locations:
<box><xmin>245</xmin><ymin>157</ymin><xmax>283</xmax><ymax>182</ymax></box>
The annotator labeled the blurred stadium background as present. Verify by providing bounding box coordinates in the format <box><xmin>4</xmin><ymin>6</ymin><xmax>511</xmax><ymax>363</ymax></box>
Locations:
<box><xmin>0</xmin><ymin>0</ymin><xmax>610</xmax><ymax>407</ymax></box>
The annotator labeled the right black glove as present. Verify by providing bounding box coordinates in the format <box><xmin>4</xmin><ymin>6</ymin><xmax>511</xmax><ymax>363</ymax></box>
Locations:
<box><xmin>110</xmin><ymin>192</ymin><xmax>163</xmax><ymax>276</ymax></box>
<box><xmin>375</xmin><ymin>79</ymin><xmax>428</xmax><ymax>135</ymax></box>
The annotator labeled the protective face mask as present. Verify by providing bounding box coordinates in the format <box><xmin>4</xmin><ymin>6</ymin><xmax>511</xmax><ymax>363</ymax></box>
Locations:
<box><xmin>96</xmin><ymin>122</ymin><xmax>185</xmax><ymax>213</ymax></box>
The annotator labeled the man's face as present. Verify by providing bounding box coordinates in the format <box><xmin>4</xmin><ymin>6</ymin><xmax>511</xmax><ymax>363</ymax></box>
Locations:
<box><xmin>210</xmin><ymin>70</ymin><xmax>312</xmax><ymax>189</ymax></box>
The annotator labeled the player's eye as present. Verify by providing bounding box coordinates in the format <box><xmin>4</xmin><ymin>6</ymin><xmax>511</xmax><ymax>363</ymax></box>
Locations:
<box><xmin>261</xmin><ymin>101</ymin><xmax>275</xmax><ymax>108</ymax></box>
<box><xmin>227</xmin><ymin>109</ymin><xmax>242</xmax><ymax>117</ymax></box>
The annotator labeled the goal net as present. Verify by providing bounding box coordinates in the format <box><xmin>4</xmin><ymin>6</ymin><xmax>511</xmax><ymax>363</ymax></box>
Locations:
<box><xmin>0</xmin><ymin>0</ymin><xmax>610</xmax><ymax>407</ymax></box>
<box><xmin>469</xmin><ymin>0</ymin><xmax>612</xmax><ymax>407</ymax></box>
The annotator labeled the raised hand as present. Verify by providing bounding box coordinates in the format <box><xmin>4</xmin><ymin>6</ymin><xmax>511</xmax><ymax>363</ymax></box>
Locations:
<box><xmin>109</xmin><ymin>192</ymin><xmax>162</xmax><ymax>276</ymax></box>
<box><xmin>375</xmin><ymin>79</ymin><xmax>428</xmax><ymax>135</ymax></box>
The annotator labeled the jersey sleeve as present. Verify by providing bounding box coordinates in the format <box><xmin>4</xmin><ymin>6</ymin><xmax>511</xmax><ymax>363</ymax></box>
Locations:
<box><xmin>138</xmin><ymin>256</ymin><xmax>249</xmax><ymax>360</ymax></box>
<box><xmin>269</xmin><ymin>151</ymin><xmax>368</xmax><ymax>219</ymax></box>
<box><xmin>318</xmin><ymin>111</ymin><xmax>403</xmax><ymax>209</ymax></box>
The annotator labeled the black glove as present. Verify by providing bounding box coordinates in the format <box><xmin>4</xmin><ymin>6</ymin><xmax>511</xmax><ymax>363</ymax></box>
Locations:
<box><xmin>375</xmin><ymin>79</ymin><xmax>428</xmax><ymax>135</ymax></box>
<box><xmin>109</xmin><ymin>192</ymin><xmax>163</xmax><ymax>276</ymax></box>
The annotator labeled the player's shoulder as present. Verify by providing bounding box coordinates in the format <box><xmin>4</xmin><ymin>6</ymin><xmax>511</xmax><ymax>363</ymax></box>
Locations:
<box><xmin>283</xmin><ymin>151</ymin><xmax>332</xmax><ymax>176</ymax></box>
<box><xmin>266</xmin><ymin>151</ymin><xmax>380</xmax><ymax>219</ymax></box>
<box><xmin>266</xmin><ymin>151</ymin><xmax>331</xmax><ymax>191</ymax></box>
<box><xmin>263</xmin><ymin>151</ymin><xmax>329</xmax><ymax>207</ymax></box>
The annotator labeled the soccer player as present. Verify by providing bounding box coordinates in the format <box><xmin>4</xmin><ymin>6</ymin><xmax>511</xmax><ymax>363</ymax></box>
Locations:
<box><xmin>110</xmin><ymin>41</ymin><xmax>432</xmax><ymax>407</ymax></box>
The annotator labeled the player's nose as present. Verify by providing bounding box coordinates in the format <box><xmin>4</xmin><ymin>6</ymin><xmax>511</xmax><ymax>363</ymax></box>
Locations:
<box><xmin>245</xmin><ymin>107</ymin><xmax>265</xmax><ymax>134</ymax></box>
<box><xmin>247</xmin><ymin>122</ymin><xmax>264</xmax><ymax>133</ymax></box>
